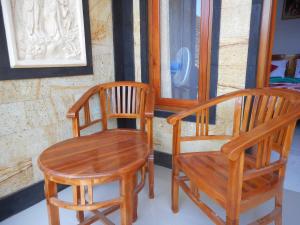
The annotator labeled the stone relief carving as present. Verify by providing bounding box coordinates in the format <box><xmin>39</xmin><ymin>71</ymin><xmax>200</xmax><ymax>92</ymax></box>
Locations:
<box><xmin>1</xmin><ymin>0</ymin><xmax>87</xmax><ymax>68</ymax></box>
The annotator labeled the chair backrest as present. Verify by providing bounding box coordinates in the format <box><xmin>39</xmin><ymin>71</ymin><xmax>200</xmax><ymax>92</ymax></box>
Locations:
<box><xmin>230</xmin><ymin>89</ymin><xmax>300</xmax><ymax>168</ymax></box>
<box><xmin>99</xmin><ymin>81</ymin><xmax>151</xmax><ymax>130</ymax></box>
<box><xmin>68</xmin><ymin>81</ymin><xmax>153</xmax><ymax>137</ymax></box>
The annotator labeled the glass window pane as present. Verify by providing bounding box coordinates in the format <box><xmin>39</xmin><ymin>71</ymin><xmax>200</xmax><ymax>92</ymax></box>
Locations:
<box><xmin>160</xmin><ymin>0</ymin><xmax>201</xmax><ymax>100</ymax></box>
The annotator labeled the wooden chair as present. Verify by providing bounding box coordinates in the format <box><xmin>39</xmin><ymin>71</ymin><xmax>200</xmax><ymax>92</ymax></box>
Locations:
<box><xmin>167</xmin><ymin>88</ymin><xmax>300</xmax><ymax>225</ymax></box>
<box><xmin>67</xmin><ymin>81</ymin><xmax>155</xmax><ymax>222</ymax></box>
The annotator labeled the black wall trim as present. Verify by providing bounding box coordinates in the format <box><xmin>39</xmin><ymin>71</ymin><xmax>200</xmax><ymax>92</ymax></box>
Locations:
<box><xmin>112</xmin><ymin>0</ymin><xmax>136</xmax><ymax>129</ymax></box>
<box><xmin>0</xmin><ymin>1</ymin><xmax>93</xmax><ymax>81</ymax></box>
<box><xmin>154</xmin><ymin>150</ymin><xmax>172</xmax><ymax>169</ymax></box>
<box><xmin>0</xmin><ymin>182</ymin><xmax>67</xmax><ymax>222</ymax></box>
<box><xmin>0</xmin><ymin>151</ymin><xmax>172</xmax><ymax>221</ymax></box>
<box><xmin>208</xmin><ymin>0</ymin><xmax>222</xmax><ymax>123</ymax></box>
<box><xmin>245</xmin><ymin>0</ymin><xmax>263</xmax><ymax>88</ymax></box>
<box><xmin>112</xmin><ymin>0</ymin><xmax>135</xmax><ymax>82</ymax></box>
<box><xmin>140</xmin><ymin>0</ymin><xmax>149</xmax><ymax>83</ymax></box>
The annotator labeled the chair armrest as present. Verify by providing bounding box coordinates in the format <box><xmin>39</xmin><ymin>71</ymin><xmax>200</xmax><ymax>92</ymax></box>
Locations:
<box><xmin>67</xmin><ymin>85</ymin><xmax>101</xmax><ymax>118</ymax></box>
<box><xmin>221</xmin><ymin>109</ymin><xmax>300</xmax><ymax>161</ymax></box>
<box><xmin>145</xmin><ymin>88</ymin><xmax>155</xmax><ymax>118</ymax></box>
<box><xmin>167</xmin><ymin>91</ymin><xmax>240</xmax><ymax>125</ymax></box>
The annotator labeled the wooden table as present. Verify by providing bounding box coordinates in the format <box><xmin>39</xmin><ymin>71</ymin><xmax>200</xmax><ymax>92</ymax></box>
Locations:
<box><xmin>38</xmin><ymin>129</ymin><xmax>150</xmax><ymax>225</ymax></box>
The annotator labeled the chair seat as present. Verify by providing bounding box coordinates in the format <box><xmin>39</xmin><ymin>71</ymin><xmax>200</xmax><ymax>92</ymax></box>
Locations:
<box><xmin>176</xmin><ymin>151</ymin><xmax>279</xmax><ymax>209</ymax></box>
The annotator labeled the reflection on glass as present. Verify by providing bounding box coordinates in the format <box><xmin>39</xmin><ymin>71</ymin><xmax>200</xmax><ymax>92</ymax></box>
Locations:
<box><xmin>160</xmin><ymin>0</ymin><xmax>201</xmax><ymax>100</ymax></box>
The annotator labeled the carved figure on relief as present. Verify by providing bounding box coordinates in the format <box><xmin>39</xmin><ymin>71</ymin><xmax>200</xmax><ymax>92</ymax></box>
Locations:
<box><xmin>13</xmin><ymin>0</ymin><xmax>81</xmax><ymax>60</ymax></box>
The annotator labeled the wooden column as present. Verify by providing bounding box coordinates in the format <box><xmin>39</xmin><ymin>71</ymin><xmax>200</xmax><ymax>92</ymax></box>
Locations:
<box><xmin>256</xmin><ymin>0</ymin><xmax>278</xmax><ymax>88</ymax></box>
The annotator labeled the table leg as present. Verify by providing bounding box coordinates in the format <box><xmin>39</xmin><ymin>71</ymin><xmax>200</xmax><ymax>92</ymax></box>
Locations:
<box><xmin>120</xmin><ymin>173</ymin><xmax>135</xmax><ymax>225</ymax></box>
<box><xmin>132</xmin><ymin>173</ymin><xmax>138</xmax><ymax>222</ymax></box>
<box><xmin>44</xmin><ymin>178</ymin><xmax>60</xmax><ymax>225</ymax></box>
<box><xmin>76</xmin><ymin>186</ymin><xmax>84</xmax><ymax>222</ymax></box>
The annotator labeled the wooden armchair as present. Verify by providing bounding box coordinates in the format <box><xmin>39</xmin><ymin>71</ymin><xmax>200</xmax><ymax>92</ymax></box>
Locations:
<box><xmin>167</xmin><ymin>88</ymin><xmax>300</xmax><ymax>225</ymax></box>
<box><xmin>67</xmin><ymin>81</ymin><xmax>155</xmax><ymax>221</ymax></box>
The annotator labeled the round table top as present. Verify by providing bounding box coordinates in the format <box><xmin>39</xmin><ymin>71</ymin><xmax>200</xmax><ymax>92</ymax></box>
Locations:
<box><xmin>38</xmin><ymin>129</ymin><xmax>150</xmax><ymax>181</ymax></box>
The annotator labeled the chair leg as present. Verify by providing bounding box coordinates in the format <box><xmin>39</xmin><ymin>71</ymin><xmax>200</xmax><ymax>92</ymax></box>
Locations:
<box><xmin>226</xmin><ymin>205</ymin><xmax>240</xmax><ymax>225</ymax></box>
<box><xmin>172</xmin><ymin>166</ymin><xmax>179</xmax><ymax>213</ymax></box>
<box><xmin>226</xmin><ymin>218</ymin><xmax>239</xmax><ymax>225</ymax></box>
<box><xmin>76</xmin><ymin>211</ymin><xmax>84</xmax><ymax>223</ymax></box>
<box><xmin>148</xmin><ymin>155</ymin><xmax>155</xmax><ymax>199</ymax></box>
<box><xmin>275</xmin><ymin>191</ymin><xmax>283</xmax><ymax>225</ymax></box>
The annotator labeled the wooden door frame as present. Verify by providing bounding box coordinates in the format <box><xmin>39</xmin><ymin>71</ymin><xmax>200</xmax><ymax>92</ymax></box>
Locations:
<box><xmin>256</xmin><ymin>0</ymin><xmax>278</xmax><ymax>88</ymax></box>
<box><xmin>148</xmin><ymin>0</ymin><xmax>213</xmax><ymax>109</ymax></box>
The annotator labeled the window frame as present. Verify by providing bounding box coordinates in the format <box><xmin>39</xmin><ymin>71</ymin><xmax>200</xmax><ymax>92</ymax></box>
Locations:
<box><xmin>148</xmin><ymin>0</ymin><xmax>214</xmax><ymax>109</ymax></box>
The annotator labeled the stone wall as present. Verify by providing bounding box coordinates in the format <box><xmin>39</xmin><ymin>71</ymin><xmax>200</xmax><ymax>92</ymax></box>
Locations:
<box><xmin>152</xmin><ymin>0</ymin><xmax>252</xmax><ymax>154</ymax></box>
<box><xmin>0</xmin><ymin>0</ymin><xmax>115</xmax><ymax>198</ymax></box>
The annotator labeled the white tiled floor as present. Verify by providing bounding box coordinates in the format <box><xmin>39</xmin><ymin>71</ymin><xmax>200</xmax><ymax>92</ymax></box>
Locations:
<box><xmin>2</xmin><ymin>165</ymin><xmax>300</xmax><ymax>225</ymax></box>
<box><xmin>285</xmin><ymin>125</ymin><xmax>300</xmax><ymax>192</ymax></box>
<box><xmin>2</xmin><ymin>126</ymin><xmax>300</xmax><ymax>225</ymax></box>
